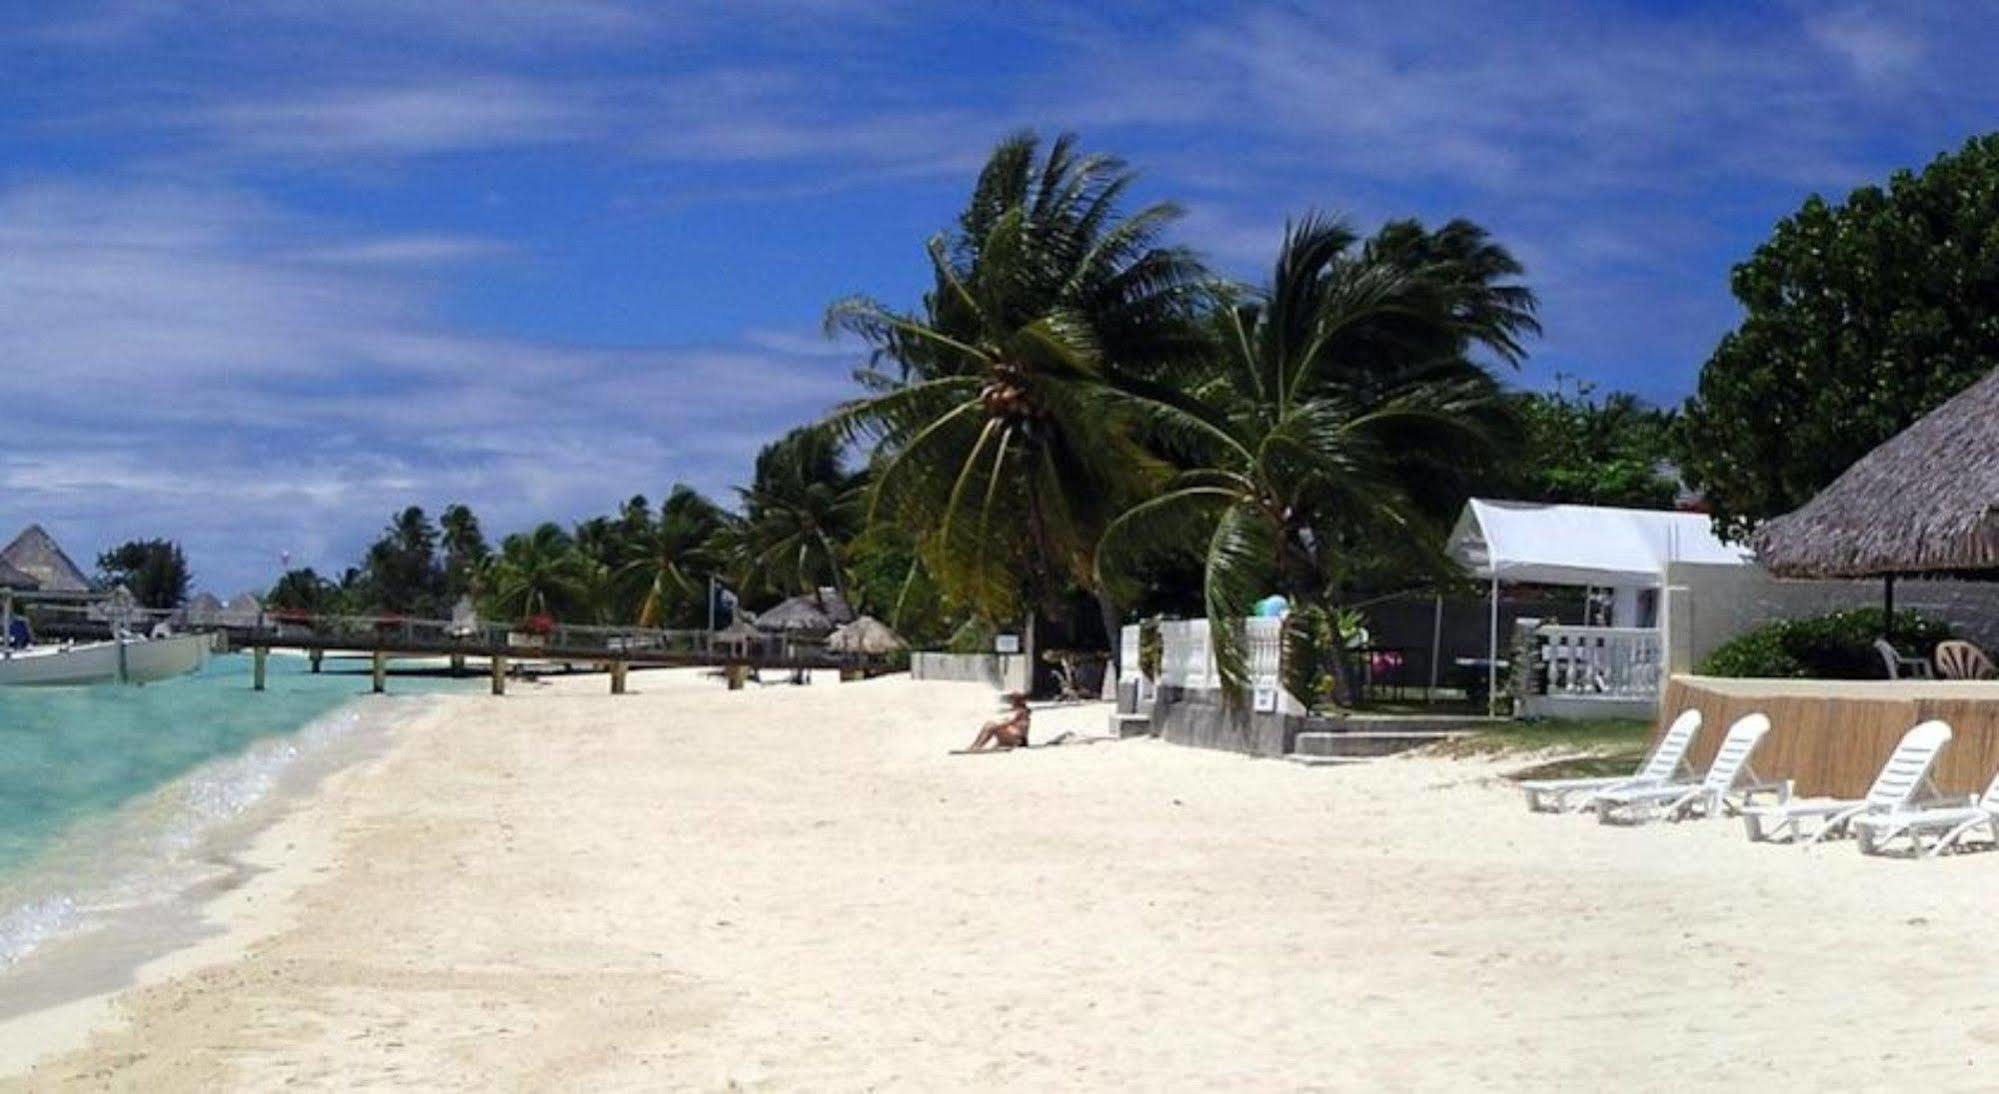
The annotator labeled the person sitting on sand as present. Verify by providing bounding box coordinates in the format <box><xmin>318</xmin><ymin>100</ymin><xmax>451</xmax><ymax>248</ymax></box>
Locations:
<box><xmin>965</xmin><ymin>693</ymin><xmax>1032</xmax><ymax>751</ymax></box>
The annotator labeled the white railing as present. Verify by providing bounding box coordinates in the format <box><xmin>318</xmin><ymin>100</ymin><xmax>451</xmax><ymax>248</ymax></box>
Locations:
<box><xmin>1535</xmin><ymin>625</ymin><xmax>1662</xmax><ymax>699</ymax></box>
<box><xmin>1120</xmin><ymin>623</ymin><xmax>1155</xmax><ymax>706</ymax></box>
<box><xmin>1153</xmin><ymin>617</ymin><xmax>1297</xmax><ymax>712</ymax></box>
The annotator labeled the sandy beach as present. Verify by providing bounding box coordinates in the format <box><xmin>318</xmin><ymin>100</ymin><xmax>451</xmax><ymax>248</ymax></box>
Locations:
<box><xmin>4</xmin><ymin>670</ymin><xmax>1998</xmax><ymax>1090</ymax></box>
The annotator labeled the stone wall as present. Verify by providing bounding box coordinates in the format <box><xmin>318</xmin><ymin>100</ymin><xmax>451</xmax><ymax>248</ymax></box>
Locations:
<box><xmin>1149</xmin><ymin>685</ymin><xmax>1304</xmax><ymax>758</ymax></box>
<box><xmin>1665</xmin><ymin>562</ymin><xmax>1999</xmax><ymax>673</ymax></box>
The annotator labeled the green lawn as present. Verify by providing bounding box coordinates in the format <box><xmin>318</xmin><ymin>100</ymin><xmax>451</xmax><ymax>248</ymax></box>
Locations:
<box><xmin>1432</xmin><ymin>717</ymin><xmax>1654</xmax><ymax>780</ymax></box>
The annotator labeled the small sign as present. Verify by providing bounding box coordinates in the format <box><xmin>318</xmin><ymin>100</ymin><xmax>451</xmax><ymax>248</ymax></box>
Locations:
<box><xmin>1252</xmin><ymin>686</ymin><xmax>1277</xmax><ymax>713</ymax></box>
<box><xmin>994</xmin><ymin>634</ymin><xmax>1021</xmax><ymax>654</ymax></box>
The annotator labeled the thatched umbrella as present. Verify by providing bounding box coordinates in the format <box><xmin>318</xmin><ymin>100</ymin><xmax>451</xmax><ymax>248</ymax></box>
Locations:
<box><xmin>1753</xmin><ymin>367</ymin><xmax>1999</xmax><ymax>638</ymax></box>
<box><xmin>1754</xmin><ymin>368</ymin><xmax>1999</xmax><ymax>578</ymax></box>
<box><xmin>713</xmin><ymin>616</ymin><xmax>763</xmax><ymax>652</ymax></box>
<box><xmin>753</xmin><ymin>588</ymin><xmax>855</xmax><ymax>635</ymax></box>
<box><xmin>826</xmin><ymin>615</ymin><xmax>904</xmax><ymax>655</ymax></box>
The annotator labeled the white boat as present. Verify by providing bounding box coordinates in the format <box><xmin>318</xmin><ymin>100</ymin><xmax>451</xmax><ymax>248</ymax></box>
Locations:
<box><xmin>0</xmin><ymin>632</ymin><xmax>213</xmax><ymax>687</ymax></box>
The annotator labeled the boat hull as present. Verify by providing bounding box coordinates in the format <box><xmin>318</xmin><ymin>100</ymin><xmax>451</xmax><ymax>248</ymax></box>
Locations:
<box><xmin>0</xmin><ymin>633</ymin><xmax>213</xmax><ymax>687</ymax></box>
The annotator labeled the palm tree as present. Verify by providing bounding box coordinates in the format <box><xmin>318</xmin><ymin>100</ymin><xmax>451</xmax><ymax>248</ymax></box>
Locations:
<box><xmin>1097</xmin><ymin>215</ymin><xmax>1535</xmax><ymax>698</ymax></box>
<box><xmin>616</xmin><ymin>484</ymin><xmax>726</xmax><ymax>627</ymax></box>
<box><xmin>484</xmin><ymin>523</ymin><xmax>593</xmax><ymax>622</ymax></box>
<box><xmin>719</xmin><ymin>428</ymin><xmax>862</xmax><ymax>603</ymax></box>
<box><xmin>439</xmin><ymin>503</ymin><xmax>489</xmax><ymax>598</ymax></box>
<box><xmin>826</xmin><ymin>131</ymin><xmax>1209</xmax><ymax>629</ymax></box>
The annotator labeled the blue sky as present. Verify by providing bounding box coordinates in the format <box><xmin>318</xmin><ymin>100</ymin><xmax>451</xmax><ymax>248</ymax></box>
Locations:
<box><xmin>0</xmin><ymin>0</ymin><xmax>1987</xmax><ymax>594</ymax></box>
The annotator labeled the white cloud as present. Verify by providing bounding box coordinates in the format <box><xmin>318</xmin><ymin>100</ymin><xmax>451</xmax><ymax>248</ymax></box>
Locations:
<box><xmin>179</xmin><ymin>79</ymin><xmax>597</xmax><ymax>158</ymax></box>
<box><xmin>1808</xmin><ymin>9</ymin><xmax>1924</xmax><ymax>83</ymax></box>
<box><xmin>0</xmin><ymin>180</ymin><xmax>858</xmax><ymax>593</ymax></box>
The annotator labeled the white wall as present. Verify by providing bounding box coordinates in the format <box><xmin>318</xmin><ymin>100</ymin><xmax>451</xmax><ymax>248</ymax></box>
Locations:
<box><xmin>1663</xmin><ymin>561</ymin><xmax>1999</xmax><ymax>672</ymax></box>
<box><xmin>909</xmin><ymin>652</ymin><xmax>1028</xmax><ymax>692</ymax></box>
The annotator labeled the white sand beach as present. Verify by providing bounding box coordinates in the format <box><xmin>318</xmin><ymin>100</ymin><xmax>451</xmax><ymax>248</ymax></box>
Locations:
<box><xmin>4</xmin><ymin>671</ymin><xmax>1999</xmax><ymax>1090</ymax></box>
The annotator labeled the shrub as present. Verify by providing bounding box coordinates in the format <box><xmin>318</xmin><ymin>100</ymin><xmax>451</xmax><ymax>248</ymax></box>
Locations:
<box><xmin>1698</xmin><ymin>608</ymin><xmax>1951</xmax><ymax>679</ymax></box>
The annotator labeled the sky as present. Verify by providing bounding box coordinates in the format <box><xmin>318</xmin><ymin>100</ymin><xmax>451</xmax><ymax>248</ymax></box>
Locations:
<box><xmin>1</xmin><ymin>0</ymin><xmax>1991</xmax><ymax>594</ymax></box>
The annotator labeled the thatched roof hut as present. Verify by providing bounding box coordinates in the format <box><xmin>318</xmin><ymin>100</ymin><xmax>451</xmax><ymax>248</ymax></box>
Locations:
<box><xmin>1753</xmin><ymin>368</ymin><xmax>1999</xmax><ymax>577</ymax></box>
<box><xmin>219</xmin><ymin>593</ymin><xmax>265</xmax><ymax>628</ymax></box>
<box><xmin>0</xmin><ymin>559</ymin><xmax>38</xmax><ymax>590</ymax></box>
<box><xmin>826</xmin><ymin>615</ymin><xmax>904</xmax><ymax>655</ymax></box>
<box><xmin>1</xmin><ymin>524</ymin><xmax>91</xmax><ymax>593</ymax></box>
<box><xmin>184</xmin><ymin>592</ymin><xmax>224</xmax><ymax>626</ymax></box>
<box><xmin>754</xmin><ymin>588</ymin><xmax>855</xmax><ymax>635</ymax></box>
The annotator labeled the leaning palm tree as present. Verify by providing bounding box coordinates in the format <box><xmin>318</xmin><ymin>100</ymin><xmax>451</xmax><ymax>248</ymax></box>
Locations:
<box><xmin>484</xmin><ymin>523</ymin><xmax>594</xmax><ymax>622</ymax></box>
<box><xmin>827</xmin><ymin>131</ymin><xmax>1210</xmax><ymax>627</ymax></box>
<box><xmin>616</xmin><ymin>484</ymin><xmax>726</xmax><ymax>627</ymax></box>
<box><xmin>1097</xmin><ymin>215</ymin><xmax>1532</xmax><ymax>699</ymax></box>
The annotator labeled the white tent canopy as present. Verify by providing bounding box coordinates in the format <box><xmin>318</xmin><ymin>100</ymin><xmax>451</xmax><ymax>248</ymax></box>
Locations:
<box><xmin>1448</xmin><ymin>499</ymin><xmax>1753</xmax><ymax>588</ymax></box>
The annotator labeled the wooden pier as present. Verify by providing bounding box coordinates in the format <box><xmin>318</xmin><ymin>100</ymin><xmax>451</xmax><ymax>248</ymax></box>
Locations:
<box><xmin>222</xmin><ymin>612</ymin><xmax>869</xmax><ymax>696</ymax></box>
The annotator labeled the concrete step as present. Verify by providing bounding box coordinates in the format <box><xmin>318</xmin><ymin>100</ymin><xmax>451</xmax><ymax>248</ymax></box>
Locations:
<box><xmin>1290</xmin><ymin>729</ymin><xmax>1472</xmax><ymax>759</ymax></box>
<box><xmin>1108</xmin><ymin>712</ymin><xmax>1153</xmax><ymax>739</ymax></box>
<box><xmin>1283</xmin><ymin>753</ymin><xmax>1377</xmax><ymax>767</ymax></box>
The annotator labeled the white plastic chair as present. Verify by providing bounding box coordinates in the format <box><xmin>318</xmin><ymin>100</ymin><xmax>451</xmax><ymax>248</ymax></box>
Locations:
<box><xmin>1875</xmin><ymin>638</ymin><xmax>1934</xmax><ymax>680</ymax></box>
<box><xmin>1851</xmin><ymin>764</ymin><xmax>1999</xmax><ymax>858</ymax></box>
<box><xmin>1740</xmin><ymin>720</ymin><xmax>1952</xmax><ymax>844</ymax></box>
<box><xmin>1592</xmin><ymin>713</ymin><xmax>1781</xmax><ymax>824</ymax></box>
<box><xmin>1519</xmin><ymin>709</ymin><xmax>1701</xmax><ymax>813</ymax></box>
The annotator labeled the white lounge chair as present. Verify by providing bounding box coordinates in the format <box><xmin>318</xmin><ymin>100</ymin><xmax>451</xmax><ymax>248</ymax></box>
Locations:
<box><xmin>1738</xmin><ymin>720</ymin><xmax>1952</xmax><ymax>845</ymax></box>
<box><xmin>1850</xmin><ymin>765</ymin><xmax>1999</xmax><ymax>858</ymax></box>
<box><xmin>1592</xmin><ymin>713</ymin><xmax>1781</xmax><ymax>824</ymax></box>
<box><xmin>1519</xmin><ymin>709</ymin><xmax>1702</xmax><ymax>813</ymax></box>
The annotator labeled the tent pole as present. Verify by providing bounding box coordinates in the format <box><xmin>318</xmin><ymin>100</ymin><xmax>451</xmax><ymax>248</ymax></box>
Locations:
<box><xmin>1488</xmin><ymin>576</ymin><xmax>1500</xmax><ymax>717</ymax></box>
<box><xmin>1428</xmin><ymin>594</ymin><xmax>1444</xmax><ymax>701</ymax></box>
<box><xmin>1883</xmin><ymin>574</ymin><xmax>1896</xmax><ymax>643</ymax></box>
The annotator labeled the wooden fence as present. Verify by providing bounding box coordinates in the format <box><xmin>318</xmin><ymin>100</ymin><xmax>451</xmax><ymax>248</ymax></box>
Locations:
<box><xmin>1658</xmin><ymin>676</ymin><xmax>1999</xmax><ymax>799</ymax></box>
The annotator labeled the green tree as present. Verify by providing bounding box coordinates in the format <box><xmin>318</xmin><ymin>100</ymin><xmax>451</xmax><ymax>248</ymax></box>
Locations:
<box><xmin>826</xmin><ymin>131</ymin><xmax>1209</xmax><ymax>632</ymax></box>
<box><xmin>719</xmin><ymin>427</ymin><xmax>863</xmax><ymax>604</ymax></box>
<box><xmin>616</xmin><ymin>484</ymin><xmax>727</xmax><ymax>627</ymax></box>
<box><xmin>96</xmin><ymin>539</ymin><xmax>191</xmax><ymax>610</ymax></box>
<box><xmin>1509</xmin><ymin>379</ymin><xmax>1679</xmax><ymax>509</ymax></box>
<box><xmin>1680</xmin><ymin>133</ymin><xmax>1999</xmax><ymax>537</ymax></box>
<box><xmin>1098</xmin><ymin>215</ymin><xmax>1531</xmax><ymax>697</ymax></box>
<box><xmin>484</xmin><ymin>523</ymin><xmax>593</xmax><ymax>621</ymax></box>
<box><xmin>267</xmin><ymin>567</ymin><xmax>339</xmax><ymax>613</ymax></box>
<box><xmin>362</xmin><ymin>506</ymin><xmax>444</xmax><ymax>614</ymax></box>
<box><xmin>439</xmin><ymin>503</ymin><xmax>490</xmax><ymax>599</ymax></box>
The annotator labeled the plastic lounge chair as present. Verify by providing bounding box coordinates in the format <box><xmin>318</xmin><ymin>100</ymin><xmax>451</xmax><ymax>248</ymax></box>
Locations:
<box><xmin>1851</xmin><ymin>765</ymin><xmax>1999</xmax><ymax>858</ymax></box>
<box><xmin>1519</xmin><ymin>709</ymin><xmax>1702</xmax><ymax>813</ymax></box>
<box><xmin>1592</xmin><ymin>713</ymin><xmax>1781</xmax><ymax>825</ymax></box>
<box><xmin>1935</xmin><ymin>640</ymin><xmax>1997</xmax><ymax>681</ymax></box>
<box><xmin>1740</xmin><ymin>720</ymin><xmax>1952</xmax><ymax>845</ymax></box>
<box><xmin>1875</xmin><ymin>638</ymin><xmax>1934</xmax><ymax>680</ymax></box>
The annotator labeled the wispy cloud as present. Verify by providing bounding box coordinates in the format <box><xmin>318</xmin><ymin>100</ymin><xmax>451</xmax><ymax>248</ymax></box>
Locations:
<box><xmin>0</xmin><ymin>180</ymin><xmax>857</xmax><ymax>592</ymax></box>
<box><xmin>175</xmin><ymin>79</ymin><xmax>598</xmax><ymax>159</ymax></box>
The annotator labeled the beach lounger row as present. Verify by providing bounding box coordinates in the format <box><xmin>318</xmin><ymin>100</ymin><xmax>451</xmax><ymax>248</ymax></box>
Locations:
<box><xmin>1520</xmin><ymin>710</ymin><xmax>1999</xmax><ymax>858</ymax></box>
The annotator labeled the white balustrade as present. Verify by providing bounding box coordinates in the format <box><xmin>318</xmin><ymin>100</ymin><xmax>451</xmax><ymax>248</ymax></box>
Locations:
<box><xmin>1535</xmin><ymin>625</ymin><xmax>1662</xmax><ymax>699</ymax></box>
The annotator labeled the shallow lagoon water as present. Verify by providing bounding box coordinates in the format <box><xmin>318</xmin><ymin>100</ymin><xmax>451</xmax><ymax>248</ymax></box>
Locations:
<box><xmin>0</xmin><ymin>653</ymin><xmax>463</xmax><ymax>980</ymax></box>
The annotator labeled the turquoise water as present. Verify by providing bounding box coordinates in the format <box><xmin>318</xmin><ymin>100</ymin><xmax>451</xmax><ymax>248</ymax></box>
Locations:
<box><xmin>0</xmin><ymin>652</ymin><xmax>464</xmax><ymax>971</ymax></box>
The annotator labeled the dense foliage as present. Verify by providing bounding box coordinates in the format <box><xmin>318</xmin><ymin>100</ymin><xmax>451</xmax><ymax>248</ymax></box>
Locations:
<box><xmin>1508</xmin><ymin>380</ymin><xmax>1678</xmax><ymax>509</ymax></box>
<box><xmin>1698</xmin><ymin>609</ymin><xmax>1951</xmax><ymax>679</ymax></box>
<box><xmin>96</xmin><ymin>539</ymin><xmax>191</xmax><ymax>609</ymax></box>
<box><xmin>1680</xmin><ymin>134</ymin><xmax>1999</xmax><ymax>537</ymax></box>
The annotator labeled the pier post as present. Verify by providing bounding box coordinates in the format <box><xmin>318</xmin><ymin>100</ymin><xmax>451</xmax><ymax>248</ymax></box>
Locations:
<box><xmin>450</xmin><ymin>652</ymin><xmax>466</xmax><ymax>676</ymax></box>
<box><xmin>726</xmin><ymin>662</ymin><xmax>746</xmax><ymax>691</ymax></box>
<box><xmin>253</xmin><ymin>646</ymin><xmax>267</xmax><ymax>692</ymax></box>
<box><xmin>491</xmin><ymin>654</ymin><xmax>508</xmax><ymax>696</ymax></box>
<box><xmin>610</xmin><ymin>660</ymin><xmax>628</xmax><ymax>694</ymax></box>
<box><xmin>372</xmin><ymin>649</ymin><xmax>387</xmax><ymax>694</ymax></box>
<box><xmin>309</xmin><ymin>648</ymin><xmax>323</xmax><ymax>674</ymax></box>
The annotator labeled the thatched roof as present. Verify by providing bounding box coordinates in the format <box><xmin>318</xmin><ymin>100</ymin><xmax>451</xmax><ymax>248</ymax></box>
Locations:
<box><xmin>184</xmin><ymin>592</ymin><xmax>224</xmax><ymax>625</ymax></box>
<box><xmin>219</xmin><ymin>592</ymin><xmax>265</xmax><ymax>628</ymax></box>
<box><xmin>826</xmin><ymin>615</ymin><xmax>904</xmax><ymax>655</ymax></box>
<box><xmin>0</xmin><ymin>559</ymin><xmax>37</xmax><ymax>590</ymax></box>
<box><xmin>714</xmin><ymin>617</ymin><xmax>763</xmax><ymax>642</ymax></box>
<box><xmin>754</xmin><ymin>588</ymin><xmax>855</xmax><ymax>634</ymax></box>
<box><xmin>1754</xmin><ymin>367</ymin><xmax>1999</xmax><ymax>577</ymax></box>
<box><xmin>1</xmin><ymin>524</ymin><xmax>91</xmax><ymax>592</ymax></box>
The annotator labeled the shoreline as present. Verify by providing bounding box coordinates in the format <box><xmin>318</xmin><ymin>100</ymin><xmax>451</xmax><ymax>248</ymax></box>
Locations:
<box><xmin>0</xmin><ymin>695</ymin><xmax>452</xmax><ymax>1076</ymax></box>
